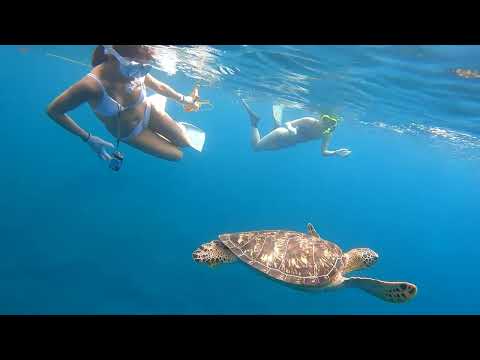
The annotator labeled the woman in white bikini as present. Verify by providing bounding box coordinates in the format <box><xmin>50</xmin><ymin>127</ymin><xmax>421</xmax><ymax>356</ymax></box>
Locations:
<box><xmin>240</xmin><ymin>99</ymin><xmax>351</xmax><ymax>157</ymax></box>
<box><xmin>47</xmin><ymin>45</ymin><xmax>205</xmax><ymax>170</ymax></box>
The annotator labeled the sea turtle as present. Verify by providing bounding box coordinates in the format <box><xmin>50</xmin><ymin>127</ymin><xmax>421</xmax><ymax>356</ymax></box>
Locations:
<box><xmin>192</xmin><ymin>223</ymin><xmax>417</xmax><ymax>303</ymax></box>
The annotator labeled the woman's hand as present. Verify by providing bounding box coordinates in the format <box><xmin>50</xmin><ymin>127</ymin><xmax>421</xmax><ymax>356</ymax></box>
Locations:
<box><xmin>180</xmin><ymin>95</ymin><xmax>196</xmax><ymax>106</ymax></box>
<box><xmin>85</xmin><ymin>134</ymin><xmax>115</xmax><ymax>161</ymax></box>
<box><xmin>335</xmin><ymin>148</ymin><xmax>351</xmax><ymax>157</ymax></box>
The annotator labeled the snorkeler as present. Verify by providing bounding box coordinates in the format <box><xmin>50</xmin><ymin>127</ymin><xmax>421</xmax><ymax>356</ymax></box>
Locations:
<box><xmin>46</xmin><ymin>45</ymin><xmax>206</xmax><ymax>169</ymax></box>
<box><xmin>240</xmin><ymin>99</ymin><xmax>351</xmax><ymax>157</ymax></box>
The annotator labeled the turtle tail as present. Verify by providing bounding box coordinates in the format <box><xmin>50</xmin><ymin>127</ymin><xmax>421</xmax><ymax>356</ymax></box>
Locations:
<box><xmin>192</xmin><ymin>240</ymin><xmax>237</xmax><ymax>268</ymax></box>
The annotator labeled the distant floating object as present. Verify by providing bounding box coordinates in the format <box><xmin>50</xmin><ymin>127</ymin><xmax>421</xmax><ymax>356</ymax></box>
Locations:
<box><xmin>18</xmin><ymin>47</ymin><xmax>29</xmax><ymax>54</ymax></box>
<box><xmin>454</xmin><ymin>68</ymin><xmax>480</xmax><ymax>79</ymax></box>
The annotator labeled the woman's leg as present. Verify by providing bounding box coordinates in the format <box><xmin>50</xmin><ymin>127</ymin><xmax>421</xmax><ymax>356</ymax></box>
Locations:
<box><xmin>240</xmin><ymin>99</ymin><xmax>287</xmax><ymax>151</ymax></box>
<box><xmin>148</xmin><ymin>97</ymin><xmax>190</xmax><ymax>148</ymax></box>
<box><xmin>251</xmin><ymin>120</ymin><xmax>290</xmax><ymax>151</ymax></box>
<box><xmin>127</xmin><ymin>128</ymin><xmax>183</xmax><ymax>161</ymax></box>
<box><xmin>240</xmin><ymin>99</ymin><xmax>264</xmax><ymax>150</ymax></box>
<box><xmin>255</xmin><ymin>127</ymin><xmax>289</xmax><ymax>151</ymax></box>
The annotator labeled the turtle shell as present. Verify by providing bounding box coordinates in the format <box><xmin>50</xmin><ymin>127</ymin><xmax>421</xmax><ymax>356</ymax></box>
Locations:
<box><xmin>219</xmin><ymin>230</ymin><xmax>344</xmax><ymax>287</ymax></box>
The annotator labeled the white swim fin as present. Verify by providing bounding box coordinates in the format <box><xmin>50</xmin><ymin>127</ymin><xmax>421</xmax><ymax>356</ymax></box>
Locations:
<box><xmin>272</xmin><ymin>103</ymin><xmax>284</xmax><ymax>125</ymax></box>
<box><xmin>178</xmin><ymin>122</ymin><xmax>206</xmax><ymax>152</ymax></box>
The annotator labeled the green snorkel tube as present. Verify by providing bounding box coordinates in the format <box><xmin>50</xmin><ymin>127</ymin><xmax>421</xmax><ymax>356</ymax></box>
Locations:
<box><xmin>320</xmin><ymin>114</ymin><xmax>342</xmax><ymax>135</ymax></box>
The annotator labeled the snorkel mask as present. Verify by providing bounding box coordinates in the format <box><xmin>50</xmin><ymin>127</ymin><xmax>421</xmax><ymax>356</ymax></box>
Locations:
<box><xmin>321</xmin><ymin>114</ymin><xmax>340</xmax><ymax>135</ymax></box>
<box><xmin>103</xmin><ymin>45</ymin><xmax>153</xmax><ymax>79</ymax></box>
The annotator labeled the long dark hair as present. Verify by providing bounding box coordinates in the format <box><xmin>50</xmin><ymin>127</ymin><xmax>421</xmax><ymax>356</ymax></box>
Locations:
<box><xmin>91</xmin><ymin>45</ymin><xmax>155</xmax><ymax>67</ymax></box>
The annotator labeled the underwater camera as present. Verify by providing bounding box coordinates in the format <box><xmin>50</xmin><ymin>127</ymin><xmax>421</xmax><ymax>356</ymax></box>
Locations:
<box><xmin>109</xmin><ymin>151</ymin><xmax>124</xmax><ymax>172</ymax></box>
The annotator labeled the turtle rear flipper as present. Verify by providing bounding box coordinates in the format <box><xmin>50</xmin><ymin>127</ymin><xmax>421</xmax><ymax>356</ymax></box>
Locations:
<box><xmin>343</xmin><ymin>277</ymin><xmax>417</xmax><ymax>303</ymax></box>
<box><xmin>192</xmin><ymin>240</ymin><xmax>237</xmax><ymax>267</ymax></box>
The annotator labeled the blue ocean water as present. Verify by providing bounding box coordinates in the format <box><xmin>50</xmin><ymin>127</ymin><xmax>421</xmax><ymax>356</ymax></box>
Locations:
<box><xmin>1</xmin><ymin>45</ymin><xmax>479</xmax><ymax>314</ymax></box>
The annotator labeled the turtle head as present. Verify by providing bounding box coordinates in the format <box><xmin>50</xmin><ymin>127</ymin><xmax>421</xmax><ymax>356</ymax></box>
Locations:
<box><xmin>192</xmin><ymin>240</ymin><xmax>237</xmax><ymax>268</ymax></box>
<box><xmin>343</xmin><ymin>248</ymin><xmax>379</xmax><ymax>274</ymax></box>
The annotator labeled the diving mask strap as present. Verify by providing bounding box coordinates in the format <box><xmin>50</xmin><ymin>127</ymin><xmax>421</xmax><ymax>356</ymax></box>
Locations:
<box><xmin>103</xmin><ymin>45</ymin><xmax>130</xmax><ymax>67</ymax></box>
<box><xmin>114</xmin><ymin>103</ymin><xmax>121</xmax><ymax>151</ymax></box>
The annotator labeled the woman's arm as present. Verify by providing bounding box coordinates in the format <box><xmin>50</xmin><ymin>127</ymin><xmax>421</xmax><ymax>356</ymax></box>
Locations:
<box><xmin>321</xmin><ymin>133</ymin><xmax>351</xmax><ymax>157</ymax></box>
<box><xmin>144</xmin><ymin>75</ymin><xmax>193</xmax><ymax>104</ymax></box>
<box><xmin>46</xmin><ymin>80</ymin><xmax>94</xmax><ymax>142</ymax></box>
<box><xmin>46</xmin><ymin>79</ymin><xmax>115</xmax><ymax>161</ymax></box>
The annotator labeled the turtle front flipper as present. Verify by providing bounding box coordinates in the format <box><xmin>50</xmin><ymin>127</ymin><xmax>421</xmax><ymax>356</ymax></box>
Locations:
<box><xmin>343</xmin><ymin>277</ymin><xmax>417</xmax><ymax>303</ymax></box>
<box><xmin>192</xmin><ymin>240</ymin><xmax>237</xmax><ymax>268</ymax></box>
<box><xmin>307</xmin><ymin>223</ymin><xmax>320</xmax><ymax>238</ymax></box>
